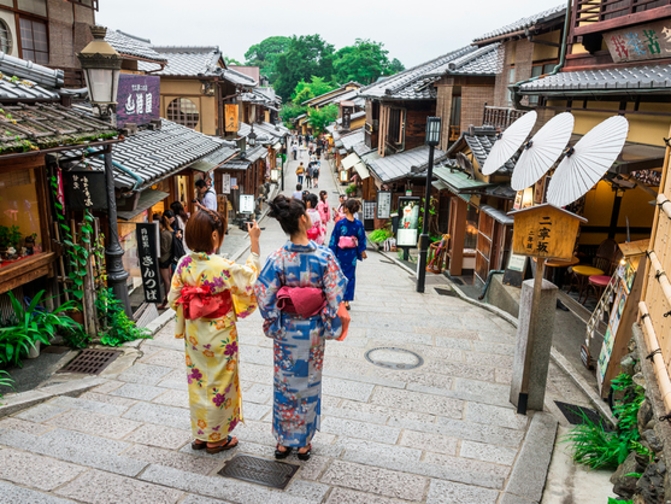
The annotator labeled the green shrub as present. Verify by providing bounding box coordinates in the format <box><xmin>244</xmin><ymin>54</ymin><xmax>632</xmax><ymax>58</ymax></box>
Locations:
<box><xmin>345</xmin><ymin>184</ymin><xmax>357</xmax><ymax>196</ymax></box>
<box><xmin>96</xmin><ymin>288</ymin><xmax>151</xmax><ymax>347</ymax></box>
<box><xmin>369</xmin><ymin>228</ymin><xmax>393</xmax><ymax>243</ymax></box>
<box><xmin>0</xmin><ymin>369</ymin><xmax>14</xmax><ymax>403</ymax></box>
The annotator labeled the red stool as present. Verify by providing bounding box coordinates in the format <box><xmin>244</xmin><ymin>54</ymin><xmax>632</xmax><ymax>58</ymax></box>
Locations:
<box><xmin>584</xmin><ymin>274</ymin><xmax>611</xmax><ymax>305</ymax></box>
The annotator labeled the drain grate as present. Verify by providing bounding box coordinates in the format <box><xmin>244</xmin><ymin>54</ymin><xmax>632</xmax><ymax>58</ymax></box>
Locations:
<box><xmin>434</xmin><ymin>287</ymin><xmax>454</xmax><ymax>296</ymax></box>
<box><xmin>218</xmin><ymin>455</ymin><xmax>299</xmax><ymax>489</ymax></box>
<box><xmin>554</xmin><ymin>401</ymin><xmax>610</xmax><ymax>428</ymax></box>
<box><xmin>59</xmin><ymin>349</ymin><xmax>121</xmax><ymax>375</ymax></box>
<box><xmin>365</xmin><ymin>347</ymin><xmax>424</xmax><ymax>370</ymax></box>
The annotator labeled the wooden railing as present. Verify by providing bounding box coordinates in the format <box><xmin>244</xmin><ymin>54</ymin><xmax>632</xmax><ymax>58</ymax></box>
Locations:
<box><xmin>482</xmin><ymin>106</ymin><xmax>525</xmax><ymax>130</ymax></box>
<box><xmin>572</xmin><ymin>0</ymin><xmax>671</xmax><ymax>35</ymax></box>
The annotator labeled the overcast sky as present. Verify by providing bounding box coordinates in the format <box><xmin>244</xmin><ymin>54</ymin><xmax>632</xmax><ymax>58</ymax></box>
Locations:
<box><xmin>97</xmin><ymin>0</ymin><xmax>564</xmax><ymax>68</ymax></box>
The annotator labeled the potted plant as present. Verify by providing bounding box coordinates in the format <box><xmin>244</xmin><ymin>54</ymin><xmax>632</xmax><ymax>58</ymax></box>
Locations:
<box><xmin>345</xmin><ymin>183</ymin><xmax>358</xmax><ymax>197</ymax></box>
<box><xmin>369</xmin><ymin>228</ymin><xmax>393</xmax><ymax>251</ymax></box>
<box><xmin>0</xmin><ymin>225</ymin><xmax>20</xmax><ymax>256</ymax></box>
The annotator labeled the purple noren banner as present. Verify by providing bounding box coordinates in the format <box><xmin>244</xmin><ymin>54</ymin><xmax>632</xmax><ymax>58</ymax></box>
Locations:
<box><xmin>117</xmin><ymin>74</ymin><xmax>161</xmax><ymax>128</ymax></box>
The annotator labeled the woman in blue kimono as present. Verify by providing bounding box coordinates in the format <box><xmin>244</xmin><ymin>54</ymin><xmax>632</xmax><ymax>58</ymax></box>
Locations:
<box><xmin>329</xmin><ymin>198</ymin><xmax>367</xmax><ymax>310</ymax></box>
<box><xmin>254</xmin><ymin>195</ymin><xmax>347</xmax><ymax>461</ymax></box>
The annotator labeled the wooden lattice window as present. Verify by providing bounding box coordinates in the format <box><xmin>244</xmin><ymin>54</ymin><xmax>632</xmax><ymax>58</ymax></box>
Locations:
<box><xmin>19</xmin><ymin>17</ymin><xmax>48</xmax><ymax>65</ymax></box>
<box><xmin>167</xmin><ymin>98</ymin><xmax>199</xmax><ymax>130</ymax></box>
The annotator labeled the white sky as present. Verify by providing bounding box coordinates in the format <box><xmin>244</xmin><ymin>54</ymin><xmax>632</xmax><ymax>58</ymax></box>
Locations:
<box><xmin>97</xmin><ymin>0</ymin><xmax>564</xmax><ymax>68</ymax></box>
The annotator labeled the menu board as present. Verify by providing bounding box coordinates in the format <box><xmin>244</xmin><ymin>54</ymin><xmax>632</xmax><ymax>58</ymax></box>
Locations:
<box><xmin>376</xmin><ymin>191</ymin><xmax>392</xmax><ymax>219</ymax></box>
<box><xmin>222</xmin><ymin>174</ymin><xmax>231</xmax><ymax>194</ymax></box>
<box><xmin>64</xmin><ymin>171</ymin><xmax>108</xmax><ymax>211</ymax></box>
<box><xmin>239</xmin><ymin>194</ymin><xmax>255</xmax><ymax>214</ymax></box>
<box><xmin>136</xmin><ymin>223</ymin><xmax>161</xmax><ymax>303</ymax></box>
<box><xmin>396</xmin><ymin>197</ymin><xmax>420</xmax><ymax>247</ymax></box>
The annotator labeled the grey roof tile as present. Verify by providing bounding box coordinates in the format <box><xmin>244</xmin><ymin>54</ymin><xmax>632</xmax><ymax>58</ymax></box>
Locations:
<box><xmin>365</xmin><ymin>145</ymin><xmax>447</xmax><ymax>183</ymax></box>
<box><xmin>340</xmin><ymin>129</ymin><xmax>365</xmax><ymax>151</ymax></box>
<box><xmin>105</xmin><ymin>30</ymin><xmax>167</xmax><ymax>64</ymax></box>
<box><xmin>0</xmin><ymin>52</ymin><xmax>63</xmax><ymax>88</ymax></box>
<box><xmin>474</xmin><ymin>4</ymin><xmax>566</xmax><ymax>43</ymax></box>
<box><xmin>0</xmin><ymin>74</ymin><xmax>59</xmax><ymax>100</ymax></box>
<box><xmin>222</xmin><ymin>67</ymin><xmax>257</xmax><ymax>87</ymax></box>
<box><xmin>85</xmin><ymin>119</ymin><xmax>224</xmax><ymax>190</ymax></box>
<box><xmin>138</xmin><ymin>47</ymin><xmax>222</xmax><ymax>77</ymax></box>
<box><xmin>360</xmin><ymin>46</ymin><xmax>477</xmax><ymax>101</ymax></box>
<box><xmin>427</xmin><ymin>44</ymin><xmax>502</xmax><ymax>77</ymax></box>
<box><xmin>519</xmin><ymin>64</ymin><xmax>671</xmax><ymax>94</ymax></box>
<box><xmin>446</xmin><ymin>126</ymin><xmax>516</xmax><ymax>174</ymax></box>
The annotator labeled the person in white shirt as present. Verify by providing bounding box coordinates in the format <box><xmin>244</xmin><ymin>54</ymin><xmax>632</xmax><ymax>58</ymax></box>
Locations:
<box><xmin>292</xmin><ymin>183</ymin><xmax>303</xmax><ymax>200</ymax></box>
<box><xmin>195</xmin><ymin>179</ymin><xmax>217</xmax><ymax>211</ymax></box>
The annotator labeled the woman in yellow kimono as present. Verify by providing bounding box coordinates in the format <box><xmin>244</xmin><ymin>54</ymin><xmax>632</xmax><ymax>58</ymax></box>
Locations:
<box><xmin>168</xmin><ymin>209</ymin><xmax>261</xmax><ymax>454</ymax></box>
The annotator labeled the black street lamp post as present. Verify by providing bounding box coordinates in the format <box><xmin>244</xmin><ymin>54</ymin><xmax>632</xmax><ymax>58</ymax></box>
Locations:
<box><xmin>78</xmin><ymin>26</ymin><xmax>131</xmax><ymax>316</ymax></box>
<box><xmin>416</xmin><ymin>117</ymin><xmax>442</xmax><ymax>293</ymax></box>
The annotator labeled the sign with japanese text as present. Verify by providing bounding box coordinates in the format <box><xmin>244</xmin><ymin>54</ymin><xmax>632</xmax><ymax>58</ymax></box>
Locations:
<box><xmin>225</xmin><ymin>104</ymin><xmax>239</xmax><ymax>134</ymax></box>
<box><xmin>136</xmin><ymin>223</ymin><xmax>161</xmax><ymax>304</ymax></box>
<box><xmin>510</xmin><ymin>204</ymin><xmax>586</xmax><ymax>260</ymax></box>
<box><xmin>376</xmin><ymin>191</ymin><xmax>392</xmax><ymax>219</ymax></box>
<box><xmin>396</xmin><ymin>197</ymin><xmax>420</xmax><ymax>247</ymax></box>
<box><xmin>239</xmin><ymin>194</ymin><xmax>255</xmax><ymax>214</ymax></box>
<box><xmin>63</xmin><ymin>171</ymin><xmax>108</xmax><ymax>211</ymax></box>
<box><xmin>605</xmin><ymin>20</ymin><xmax>671</xmax><ymax>63</ymax></box>
<box><xmin>363</xmin><ymin>200</ymin><xmax>376</xmax><ymax>231</ymax></box>
<box><xmin>222</xmin><ymin>173</ymin><xmax>231</xmax><ymax>194</ymax></box>
<box><xmin>117</xmin><ymin>74</ymin><xmax>160</xmax><ymax>127</ymax></box>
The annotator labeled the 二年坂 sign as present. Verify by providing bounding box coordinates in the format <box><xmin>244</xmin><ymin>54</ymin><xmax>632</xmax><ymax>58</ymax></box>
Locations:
<box><xmin>117</xmin><ymin>74</ymin><xmax>161</xmax><ymax>127</ymax></box>
<box><xmin>605</xmin><ymin>20</ymin><xmax>671</xmax><ymax>63</ymax></box>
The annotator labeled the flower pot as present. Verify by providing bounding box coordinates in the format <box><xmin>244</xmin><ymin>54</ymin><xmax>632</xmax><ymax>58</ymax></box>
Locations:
<box><xmin>65</xmin><ymin>310</ymin><xmax>84</xmax><ymax>325</ymax></box>
<box><xmin>27</xmin><ymin>340</ymin><xmax>40</xmax><ymax>359</ymax></box>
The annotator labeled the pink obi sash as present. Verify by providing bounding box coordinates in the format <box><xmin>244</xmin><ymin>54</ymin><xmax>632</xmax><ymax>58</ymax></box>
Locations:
<box><xmin>177</xmin><ymin>285</ymin><xmax>233</xmax><ymax>320</ymax></box>
<box><xmin>277</xmin><ymin>286</ymin><xmax>326</xmax><ymax>318</ymax></box>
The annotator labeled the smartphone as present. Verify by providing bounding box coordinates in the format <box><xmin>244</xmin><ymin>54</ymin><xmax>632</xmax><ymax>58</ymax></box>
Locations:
<box><xmin>244</xmin><ymin>222</ymin><xmax>265</xmax><ymax>230</ymax></box>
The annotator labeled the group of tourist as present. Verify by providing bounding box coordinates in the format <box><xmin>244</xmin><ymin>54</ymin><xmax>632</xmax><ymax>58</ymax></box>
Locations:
<box><xmin>161</xmin><ymin>146</ymin><xmax>368</xmax><ymax>462</ymax></box>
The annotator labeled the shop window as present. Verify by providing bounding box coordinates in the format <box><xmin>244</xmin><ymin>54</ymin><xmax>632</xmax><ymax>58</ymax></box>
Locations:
<box><xmin>19</xmin><ymin>17</ymin><xmax>48</xmax><ymax>64</ymax></box>
<box><xmin>529</xmin><ymin>63</ymin><xmax>556</xmax><ymax>105</ymax></box>
<box><xmin>465</xmin><ymin>204</ymin><xmax>479</xmax><ymax>249</ymax></box>
<box><xmin>167</xmin><ymin>97</ymin><xmax>199</xmax><ymax>129</ymax></box>
<box><xmin>0</xmin><ymin>19</ymin><xmax>11</xmax><ymax>54</ymax></box>
<box><xmin>0</xmin><ymin>168</ymin><xmax>44</xmax><ymax>263</ymax></box>
<box><xmin>506</xmin><ymin>67</ymin><xmax>516</xmax><ymax>106</ymax></box>
<box><xmin>387</xmin><ymin>108</ymin><xmax>404</xmax><ymax>146</ymax></box>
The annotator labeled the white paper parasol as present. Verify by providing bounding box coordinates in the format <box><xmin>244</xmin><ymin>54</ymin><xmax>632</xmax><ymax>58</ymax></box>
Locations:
<box><xmin>482</xmin><ymin>110</ymin><xmax>537</xmax><ymax>176</ymax></box>
<box><xmin>511</xmin><ymin>112</ymin><xmax>574</xmax><ymax>191</ymax></box>
<box><xmin>547</xmin><ymin>115</ymin><xmax>629</xmax><ymax>207</ymax></box>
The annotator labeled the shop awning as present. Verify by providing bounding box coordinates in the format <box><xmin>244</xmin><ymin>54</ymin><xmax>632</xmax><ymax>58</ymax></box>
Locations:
<box><xmin>189</xmin><ymin>160</ymin><xmax>216</xmax><ymax>173</ymax></box>
<box><xmin>342</xmin><ymin>153</ymin><xmax>361</xmax><ymax>170</ymax></box>
<box><xmin>117</xmin><ymin>189</ymin><xmax>169</xmax><ymax>221</ymax></box>
<box><xmin>353</xmin><ymin>162</ymin><xmax>370</xmax><ymax>180</ymax></box>
<box><xmin>432</xmin><ymin>180</ymin><xmax>450</xmax><ymax>191</ymax></box>
<box><xmin>272</xmin><ymin>142</ymin><xmax>282</xmax><ymax>150</ymax></box>
<box><xmin>434</xmin><ymin>166</ymin><xmax>493</xmax><ymax>193</ymax></box>
<box><xmin>480</xmin><ymin>205</ymin><xmax>514</xmax><ymax>226</ymax></box>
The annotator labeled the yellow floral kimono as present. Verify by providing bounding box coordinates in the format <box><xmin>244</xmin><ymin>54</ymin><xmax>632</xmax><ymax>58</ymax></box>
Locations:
<box><xmin>168</xmin><ymin>251</ymin><xmax>260</xmax><ymax>442</ymax></box>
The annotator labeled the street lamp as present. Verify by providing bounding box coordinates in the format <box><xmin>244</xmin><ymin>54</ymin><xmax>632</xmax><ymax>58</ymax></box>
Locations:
<box><xmin>416</xmin><ymin>116</ymin><xmax>442</xmax><ymax>293</ymax></box>
<box><xmin>78</xmin><ymin>26</ymin><xmax>132</xmax><ymax>317</ymax></box>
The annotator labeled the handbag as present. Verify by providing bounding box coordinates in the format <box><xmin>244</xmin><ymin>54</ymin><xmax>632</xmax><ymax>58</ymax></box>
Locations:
<box><xmin>336</xmin><ymin>302</ymin><xmax>350</xmax><ymax>341</ymax></box>
<box><xmin>338</xmin><ymin>236</ymin><xmax>358</xmax><ymax>249</ymax></box>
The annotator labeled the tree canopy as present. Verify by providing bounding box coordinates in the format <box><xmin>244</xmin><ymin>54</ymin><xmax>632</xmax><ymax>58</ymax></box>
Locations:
<box><xmin>308</xmin><ymin>104</ymin><xmax>339</xmax><ymax>134</ymax></box>
<box><xmin>333</xmin><ymin>39</ymin><xmax>404</xmax><ymax>85</ymax></box>
<box><xmin>243</xmin><ymin>36</ymin><xmax>291</xmax><ymax>83</ymax></box>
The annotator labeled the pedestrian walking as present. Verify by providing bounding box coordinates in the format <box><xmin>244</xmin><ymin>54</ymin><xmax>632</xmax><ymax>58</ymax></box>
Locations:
<box><xmin>156</xmin><ymin>210</ymin><xmax>176</xmax><ymax>310</ymax></box>
<box><xmin>312</xmin><ymin>162</ymin><xmax>320</xmax><ymax>188</ymax></box>
<box><xmin>170</xmin><ymin>201</ymin><xmax>191</xmax><ymax>255</ymax></box>
<box><xmin>195</xmin><ymin>179</ymin><xmax>217</xmax><ymax>212</ymax></box>
<box><xmin>305</xmin><ymin>163</ymin><xmax>314</xmax><ymax>189</ymax></box>
<box><xmin>168</xmin><ymin>210</ymin><xmax>261</xmax><ymax>454</ymax></box>
<box><xmin>329</xmin><ymin>199</ymin><xmax>367</xmax><ymax>310</ymax></box>
<box><xmin>295</xmin><ymin>162</ymin><xmax>305</xmax><ymax>185</ymax></box>
<box><xmin>317</xmin><ymin>190</ymin><xmax>330</xmax><ymax>225</ymax></box>
<box><xmin>254</xmin><ymin>195</ymin><xmax>347</xmax><ymax>462</ymax></box>
<box><xmin>305</xmin><ymin>193</ymin><xmax>326</xmax><ymax>245</ymax></box>
<box><xmin>291</xmin><ymin>142</ymin><xmax>298</xmax><ymax>161</ymax></box>
<box><xmin>333</xmin><ymin>194</ymin><xmax>347</xmax><ymax>222</ymax></box>
<box><xmin>292</xmin><ymin>184</ymin><xmax>303</xmax><ymax>200</ymax></box>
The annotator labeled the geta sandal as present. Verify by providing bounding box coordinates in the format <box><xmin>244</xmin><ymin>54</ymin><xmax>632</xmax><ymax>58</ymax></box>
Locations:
<box><xmin>206</xmin><ymin>435</ymin><xmax>238</xmax><ymax>454</ymax></box>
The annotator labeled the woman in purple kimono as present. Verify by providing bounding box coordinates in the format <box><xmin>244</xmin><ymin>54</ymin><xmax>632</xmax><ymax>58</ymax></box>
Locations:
<box><xmin>254</xmin><ymin>195</ymin><xmax>347</xmax><ymax>461</ymax></box>
<box><xmin>329</xmin><ymin>199</ymin><xmax>367</xmax><ymax>310</ymax></box>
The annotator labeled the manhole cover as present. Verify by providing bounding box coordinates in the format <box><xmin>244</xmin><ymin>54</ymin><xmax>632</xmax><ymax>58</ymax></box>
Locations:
<box><xmin>218</xmin><ymin>454</ymin><xmax>299</xmax><ymax>489</ymax></box>
<box><xmin>59</xmin><ymin>349</ymin><xmax>121</xmax><ymax>375</ymax></box>
<box><xmin>365</xmin><ymin>347</ymin><xmax>424</xmax><ymax>370</ymax></box>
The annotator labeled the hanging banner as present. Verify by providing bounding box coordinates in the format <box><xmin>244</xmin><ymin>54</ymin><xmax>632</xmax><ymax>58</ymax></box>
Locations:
<box><xmin>136</xmin><ymin>223</ymin><xmax>161</xmax><ymax>303</ymax></box>
<box><xmin>376</xmin><ymin>191</ymin><xmax>392</xmax><ymax>219</ymax></box>
<box><xmin>225</xmin><ymin>104</ymin><xmax>239</xmax><ymax>134</ymax></box>
<box><xmin>63</xmin><ymin>170</ymin><xmax>108</xmax><ymax>211</ymax></box>
<box><xmin>222</xmin><ymin>173</ymin><xmax>231</xmax><ymax>194</ymax></box>
<box><xmin>117</xmin><ymin>74</ymin><xmax>160</xmax><ymax>127</ymax></box>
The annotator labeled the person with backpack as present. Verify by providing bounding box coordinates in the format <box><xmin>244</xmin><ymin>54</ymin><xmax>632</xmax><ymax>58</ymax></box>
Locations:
<box><xmin>295</xmin><ymin>162</ymin><xmax>305</xmax><ymax>185</ymax></box>
<box><xmin>305</xmin><ymin>162</ymin><xmax>314</xmax><ymax>189</ymax></box>
<box><xmin>312</xmin><ymin>162</ymin><xmax>320</xmax><ymax>188</ymax></box>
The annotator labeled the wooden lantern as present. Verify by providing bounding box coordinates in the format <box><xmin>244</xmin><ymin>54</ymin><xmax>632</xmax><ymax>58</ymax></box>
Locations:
<box><xmin>509</xmin><ymin>204</ymin><xmax>587</xmax><ymax>261</ymax></box>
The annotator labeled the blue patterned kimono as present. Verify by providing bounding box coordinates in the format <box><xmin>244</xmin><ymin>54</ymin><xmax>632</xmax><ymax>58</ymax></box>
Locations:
<box><xmin>254</xmin><ymin>242</ymin><xmax>347</xmax><ymax>447</ymax></box>
<box><xmin>329</xmin><ymin>218</ymin><xmax>367</xmax><ymax>301</ymax></box>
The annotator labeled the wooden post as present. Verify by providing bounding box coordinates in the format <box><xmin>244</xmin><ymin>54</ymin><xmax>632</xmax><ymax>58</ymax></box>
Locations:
<box><xmin>517</xmin><ymin>258</ymin><xmax>544</xmax><ymax>415</ymax></box>
<box><xmin>78</xmin><ymin>221</ymin><xmax>97</xmax><ymax>339</ymax></box>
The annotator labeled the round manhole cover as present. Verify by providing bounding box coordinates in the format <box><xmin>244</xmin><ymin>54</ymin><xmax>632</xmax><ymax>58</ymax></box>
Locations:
<box><xmin>364</xmin><ymin>347</ymin><xmax>424</xmax><ymax>370</ymax></box>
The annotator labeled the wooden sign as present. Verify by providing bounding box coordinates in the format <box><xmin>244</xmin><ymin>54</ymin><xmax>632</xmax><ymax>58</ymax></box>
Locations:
<box><xmin>509</xmin><ymin>204</ymin><xmax>586</xmax><ymax>260</ymax></box>
<box><xmin>605</xmin><ymin>20</ymin><xmax>671</xmax><ymax>64</ymax></box>
<box><xmin>225</xmin><ymin>104</ymin><xmax>239</xmax><ymax>134</ymax></box>
<box><xmin>136</xmin><ymin>223</ymin><xmax>161</xmax><ymax>303</ymax></box>
<box><xmin>377</xmin><ymin>191</ymin><xmax>392</xmax><ymax>219</ymax></box>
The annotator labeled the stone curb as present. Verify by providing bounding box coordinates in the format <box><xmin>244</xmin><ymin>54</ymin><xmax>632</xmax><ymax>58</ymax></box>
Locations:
<box><xmin>378</xmin><ymin>247</ymin><xmax>616</xmax><ymax>426</ymax></box>
<box><xmin>0</xmin><ymin>376</ymin><xmax>105</xmax><ymax>418</ymax></box>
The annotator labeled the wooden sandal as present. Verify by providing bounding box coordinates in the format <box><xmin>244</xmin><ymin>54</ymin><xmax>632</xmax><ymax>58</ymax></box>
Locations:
<box><xmin>191</xmin><ymin>440</ymin><xmax>206</xmax><ymax>450</ymax></box>
<box><xmin>275</xmin><ymin>444</ymin><xmax>292</xmax><ymax>460</ymax></box>
<box><xmin>206</xmin><ymin>435</ymin><xmax>238</xmax><ymax>454</ymax></box>
<box><xmin>297</xmin><ymin>444</ymin><xmax>312</xmax><ymax>461</ymax></box>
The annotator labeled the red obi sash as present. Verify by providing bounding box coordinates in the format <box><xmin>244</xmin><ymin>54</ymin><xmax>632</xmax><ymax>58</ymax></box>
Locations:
<box><xmin>176</xmin><ymin>285</ymin><xmax>233</xmax><ymax>320</ymax></box>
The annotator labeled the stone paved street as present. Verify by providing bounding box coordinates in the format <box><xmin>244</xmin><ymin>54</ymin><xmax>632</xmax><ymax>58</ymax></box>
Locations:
<box><xmin>0</xmin><ymin>152</ymin><xmax>576</xmax><ymax>503</ymax></box>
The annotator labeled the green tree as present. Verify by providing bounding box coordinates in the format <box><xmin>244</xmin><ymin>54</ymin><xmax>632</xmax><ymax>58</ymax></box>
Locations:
<box><xmin>280</xmin><ymin>103</ymin><xmax>307</xmax><ymax>128</ymax></box>
<box><xmin>292</xmin><ymin>76</ymin><xmax>338</xmax><ymax>105</ymax></box>
<box><xmin>308</xmin><ymin>104</ymin><xmax>339</xmax><ymax>134</ymax></box>
<box><xmin>224</xmin><ymin>55</ymin><xmax>243</xmax><ymax>66</ymax></box>
<box><xmin>333</xmin><ymin>39</ymin><xmax>403</xmax><ymax>85</ymax></box>
<box><xmin>388</xmin><ymin>58</ymin><xmax>405</xmax><ymax>75</ymax></box>
<box><xmin>273</xmin><ymin>34</ymin><xmax>335</xmax><ymax>101</ymax></box>
<box><xmin>244</xmin><ymin>36</ymin><xmax>291</xmax><ymax>83</ymax></box>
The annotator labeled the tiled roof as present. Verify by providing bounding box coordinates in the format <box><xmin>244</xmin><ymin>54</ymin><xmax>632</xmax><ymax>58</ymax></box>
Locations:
<box><xmin>365</xmin><ymin>145</ymin><xmax>447</xmax><ymax>183</ymax></box>
<box><xmin>519</xmin><ymin>64</ymin><xmax>671</xmax><ymax>95</ymax></box>
<box><xmin>105</xmin><ymin>30</ymin><xmax>167</xmax><ymax>64</ymax></box>
<box><xmin>0</xmin><ymin>52</ymin><xmax>63</xmax><ymax>88</ymax></box>
<box><xmin>0</xmin><ymin>103</ymin><xmax>116</xmax><ymax>155</ymax></box>
<box><xmin>0</xmin><ymin>74</ymin><xmax>59</xmax><ymax>101</ymax></box>
<box><xmin>360</xmin><ymin>46</ymin><xmax>477</xmax><ymax>101</ymax></box>
<box><xmin>426</xmin><ymin>44</ymin><xmax>502</xmax><ymax>77</ymax></box>
<box><xmin>222</xmin><ymin>67</ymin><xmax>257</xmax><ymax>87</ymax></box>
<box><xmin>138</xmin><ymin>47</ymin><xmax>222</xmax><ymax>77</ymax></box>
<box><xmin>86</xmin><ymin>119</ymin><xmax>224</xmax><ymax>190</ymax></box>
<box><xmin>353</xmin><ymin>140</ymin><xmax>375</xmax><ymax>157</ymax></box>
<box><xmin>221</xmin><ymin>145</ymin><xmax>268</xmax><ymax>171</ymax></box>
<box><xmin>340</xmin><ymin>129</ymin><xmax>365</xmax><ymax>151</ymax></box>
<box><xmin>254</xmin><ymin>121</ymin><xmax>289</xmax><ymax>140</ymax></box>
<box><xmin>473</xmin><ymin>4</ymin><xmax>566</xmax><ymax>43</ymax></box>
<box><xmin>447</xmin><ymin>126</ymin><xmax>516</xmax><ymax>174</ymax></box>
